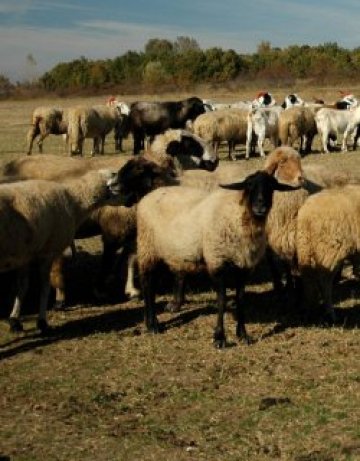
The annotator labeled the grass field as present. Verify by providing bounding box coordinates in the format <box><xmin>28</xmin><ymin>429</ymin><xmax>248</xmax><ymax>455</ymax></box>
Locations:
<box><xmin>0</xmin><ymin>91</ymin><xmax>359</xmax><ymax>461</ymax></box>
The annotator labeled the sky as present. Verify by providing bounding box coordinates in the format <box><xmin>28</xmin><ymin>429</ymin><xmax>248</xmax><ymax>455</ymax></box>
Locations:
<box><xmin>1</xmin><ymin>0</ymin><xmax>360</xmax><ymax>82</ymax></box>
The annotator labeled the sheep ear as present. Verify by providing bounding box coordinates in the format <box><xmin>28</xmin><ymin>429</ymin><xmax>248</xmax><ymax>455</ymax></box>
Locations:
<box><xmin>220</xmin><ymin>180</ymin><xmax>247</xmax><ymax>190</ymax></box>
<box><xmin>166</xmin><ymin>140</ymin><xmax>181</xmax><ymax>157</ymax></box>
<box><xmin>274</xmin><ymin>181</ymin><xmax>301</xmax><ymax>191</ymax></box>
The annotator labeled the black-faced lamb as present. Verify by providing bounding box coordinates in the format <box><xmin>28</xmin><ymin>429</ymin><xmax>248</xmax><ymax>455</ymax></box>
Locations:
<box><xmin>136</xmin><ymin>171</ymin><xmax>299</xmax><ymax>347</ymax></box>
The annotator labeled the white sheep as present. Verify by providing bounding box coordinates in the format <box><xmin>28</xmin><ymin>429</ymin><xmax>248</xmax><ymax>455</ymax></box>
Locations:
<box><xmin>2</xmin><ymin>169</ymin><xmax>122</xmax><ymax>333</ymax></box>
<box><xmin>246</xmin><ymin>106</ymin><xmax>282</xmax><ymax>158</ymax></box>
<box><xmin>136</xmin><ymin>171</ymin><xmax>298</xmax><ymax>347</ymax></box>
<box><xmin>191</xmin><ymin>108</ymin><xmax>250</xmax><ymax>160</ymax></box>
<box><xmin>315</xmin><ymin>106</ymin><xmax>360</xmax><ymax>153</ymax></box>
<box><xmin>278</xmin><ymin>106</ymin><xmax>318</xmax><ymax>154</ymax></box>
<box><xmin>26</xmin><ymin>106</ymin><xmax>68</xmax><ymax>155</ymax></box>
<box><xmin>67</xmin><ymin>104</ymin><xmax>125</xmax><ymax>156</ymax></box>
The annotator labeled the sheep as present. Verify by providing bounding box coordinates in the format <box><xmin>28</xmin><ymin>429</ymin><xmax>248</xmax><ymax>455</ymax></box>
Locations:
<box><xmin>136</xmin><ymin>170</ymin><xmax>299</xmax><ymax>347</ymax></box>
<box><xmin>67</xmin><ymin>104</ymin><xmax>125</xmax><ymax>156</ymax></box>
<box><xmin>95</xmin><ymin>145</ymin><xmax>303</xmax><ymax>305</ymax></box>
<box><xmin>278</xmin><ymin>106</ymin><xmax>318</xmax><ymax>154</ymax></box>
<box><xmin>263</xmin><ymin>159</ymin><xmax>360</xmax><ymax>300</ymax></box>
<box><xmin>246</xmin><ymin>106</ymin><xmax>283</xmax><ymax>158</ymax></box>
<box><xmin>129</xmin><ymin>97</ymin><xmax>206</xmax><ymax>154</ymax></box>
<box><xmin>1</xmin><ymin>168</ymin><xmax>123</xmax><ymax>333</ymax></box>
<box><xmin>296</xmin><ymin>184</ymin><xmax>360</xmax><ymax>322</ymax></box>
<box><xmin>191</xmin><ymin>108</ymin><xmax>250</xmax><ymax>160</ymax></box>
<box><xmin>180</xmin><ymin>146</ymin><xmax>304</xmax><ymax>192</ymax></box>
<box><xmin>26</xmin><ymin>106</ymin><xmax>68</xmax><ymax>155</ymax></box>
<box><xmin>2</xmin><ymin>129</ymin><xmax>218</xmax><ymax>307</ymax></box>
<box><xmin>106</xmin><ymin>97</ymin><xmax>131</xmax><ymax>152</ymax></box>
<box><xmin>315</xmin><ymin>106</ymin><xmax>360</xmax><ymax>153</ymax></box>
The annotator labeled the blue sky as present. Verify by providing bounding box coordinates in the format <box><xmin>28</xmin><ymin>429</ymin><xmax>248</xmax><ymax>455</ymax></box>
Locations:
<box><xmin>1</xmin><ymin>0</ymin><xmax>359</xmax><ymax>82</ymax></box>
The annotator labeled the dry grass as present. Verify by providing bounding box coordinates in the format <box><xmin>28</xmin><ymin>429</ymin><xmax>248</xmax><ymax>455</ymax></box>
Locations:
<box><xmin>0</xmin><ymin>91</ymin><xmax>359</xmax><ymax>461</ymax></box>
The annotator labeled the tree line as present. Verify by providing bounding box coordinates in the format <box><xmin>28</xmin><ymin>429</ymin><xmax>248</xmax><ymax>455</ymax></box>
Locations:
<box><xmin>2</xmin><ymin>37</ymin><xmax>360</xmax><ymax>98</ymax></box>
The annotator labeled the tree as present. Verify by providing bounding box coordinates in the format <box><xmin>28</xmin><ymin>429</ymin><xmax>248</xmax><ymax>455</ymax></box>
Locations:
<box><xmin>173</xmin><ymin>36</ymin><xmax>200</xmax><ymax>54</ymax></box>
<box><xmin>144</xmin><ymin>39</ymin><xmax>173</xmax><ymax>57</ymax></box>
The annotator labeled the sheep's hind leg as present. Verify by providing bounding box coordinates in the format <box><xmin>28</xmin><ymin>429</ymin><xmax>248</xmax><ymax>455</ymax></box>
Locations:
<box><xmin>9</xmin><ymin>267</ymin><xmax>29</xmax><ymax>332</ymax></box>
<box><xmin>141</xmin><ymin>271</ymin><xmax>160</xmax><ymax>333</ymax></box>
<box><xmin>233</xmin><ymin>275</ymin><xmax>253</xmax><ymax>345</ymax></box>
<box><xmin>212</xmin><ymin>273</ymin><xmax>227</xmax><ymax>348</ymax></box>
<box><xmin>165</xmin><ymin>273</ymin><xmax>186</xmax><ymax>313</ymax></box>
<box><xmin>317</xmin><ymin>269</ymin><xmax>337</xmax><ymax>324</ymax></box>
<box><xmin>36</xmin><ymin>260</ymin><xmax>53</xmax><ymax>334</ymax></box>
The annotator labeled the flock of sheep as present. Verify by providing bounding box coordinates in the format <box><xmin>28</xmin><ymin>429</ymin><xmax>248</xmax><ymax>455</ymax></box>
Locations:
<box><xmin>1</xmin><ymin>90</ymin><xmax>360</xmax><ymax>347</ymax></box>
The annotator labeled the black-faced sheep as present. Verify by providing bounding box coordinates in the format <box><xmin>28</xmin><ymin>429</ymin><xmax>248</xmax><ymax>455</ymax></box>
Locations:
<box><xmin>26</xmin><ymin>106</ymin><xmax>68</xmax><ymax>155</ymax></box>
<box><xmin>136</xmin><ymin>171</ymin><xmax>299</xmax><ymax>347</ymax></box>
<box><xmin>2</xmin><ymin>169</ymin><xmax>123</xmax><ymax>333</ymax></box>
<box><xmin>129</xmin><ymin>97</ymin><xmax>206</xmax><ymax>154</ymax></box>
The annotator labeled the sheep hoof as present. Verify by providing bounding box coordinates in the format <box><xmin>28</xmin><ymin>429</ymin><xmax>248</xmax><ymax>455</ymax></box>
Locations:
<box><xmin>9</xmin><ymin>318</ymin><xmax>23</xmax><ymax>333</ymax></box>
<box><xmin>213</xmin><ymin>330</ymin><xmax>227</xmax><ymax>349</ymax></box>
<box><xmin>37</xmin><ymin>319</ymin><xmax>51</xmax><ymax>335</ymax></box>
<box><xmin>213</xmin><ymin>338</ymin><xmax>227</xmax><ymax>349</ymax></box>
<box><xmin>53</xmin><ymin>300</ymin><xmax>66</xmax><ymax>311</ymax></box>
<box><xmin>165</xmin><ymin>301</ymin><xmax>182</xmax><ymax>313</ymax></box>
<box><xmin>125</xmin><ymin>290</ymin><xmax>141</xmax><ymax>300</ymax></box>
<box><xmin>240</xmin><ymin>335</ymin><xmax>255</xmax><ymax>346</ymax></box>
<box><xmin>146</xmin><ymin>321</ymin><xmax>161</xmax><ymax>334</ymax></box>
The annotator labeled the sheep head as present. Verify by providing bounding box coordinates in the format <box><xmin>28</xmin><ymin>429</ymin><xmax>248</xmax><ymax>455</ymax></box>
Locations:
<box><xmin>220</xmin><ymin>171</ymin><xmax>300</xmax><ymax>219</ymax></box>
<box><xmin>114</xmin><ymin>157</ymin><xmax>178</xmax><ymax>207</ymax></box>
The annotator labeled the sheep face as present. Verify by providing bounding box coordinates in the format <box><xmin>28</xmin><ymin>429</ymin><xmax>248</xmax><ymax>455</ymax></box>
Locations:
<box><xmin>264</xmin><ymin>147</ymin><xmax>304</xmax><ymax>188</ymax></box>
<box><xmin>281</xmin><ymin>94</ymin><xmax>304</xmax><ymax>109</ymax></box>
<box><xmin>165</xmin><ymin>131</ymin><xmax>218</xmax><ymax>171</ymax></box>
<box><xmin>114</xmin><ymin>157</ymin><xmax>176</xmax><ymax>207</ymax></box>
<box><xmin>221</xmin><ymin>171</ymin><xmax>299</xmax><ymax>219</ymax></box>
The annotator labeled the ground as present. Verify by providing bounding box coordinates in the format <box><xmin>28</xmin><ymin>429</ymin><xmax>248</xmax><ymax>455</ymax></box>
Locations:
<box><xmin>0</xmin><ymin>90</ymin><xmax>359</xmax><ymax>461</ymax></box>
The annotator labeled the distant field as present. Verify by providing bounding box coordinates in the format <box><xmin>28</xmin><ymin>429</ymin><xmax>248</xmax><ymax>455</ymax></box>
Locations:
<box><xmin>0</xmin><ymin>93</ymin><xmax>359</xmax><ymax>461</ymax></box>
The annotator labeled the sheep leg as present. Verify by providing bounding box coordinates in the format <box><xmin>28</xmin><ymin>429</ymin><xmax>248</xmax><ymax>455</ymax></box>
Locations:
<box><xmin>141</xmin><ymin>271</ymin><xmax>159</xmax><ymax>333</ymax></box>
<box><xmin>93</xmin><ymin>241</ymin><xmax>119</xmax><ymax>300</ymax></box>
<box><xmin>8</xmin><ymin>267</ymin><xmax>29</xmax><ymax>332</ymax></box>
<box><xmin>317</xmin><ymin>269</ymin><xmax>337</xmax><ymax>324</ymax></box>
<box><xmin>37</xmin><ymin>131</ymin><xmax>49</xmax><ymax>153</ymax></box>
<box><xmin>26</xmin><ymin>125</ymin><xmax>40</xmax><ymax>155</ymax></box>
<box><xmin>352</xmin><ymin>125</ymin><xmax>360</xmax><ymax>151</ymax></box>
<box><xmin>212</xmin><ymin>273</ymin><xmax>227</xmax><ymax>348</ymax></box>
<box><xmin>234</xmin><ymin>282</ymin><xmax>252</xmax><ymax>345</ymax></box>
<box><xmin>133</xmin><ymin>130</ymin><xmax>143</xmax><ymax>155</ymax></box>
<box><xmin>50</xmin><ymin>255</ymin><xmax>66</xmax><ymax>310</ymax></box>
<box><xmin>124</xmin><ymin>252</ymin><xmax>140</xmax><ymax>299</ymax></box>
<box><xmin>165</xmin><ymin>273</ymin><xmax>186</xmax><ymax>313</ymax></box>
<box><xmin>37</xmin><ymin>259</ymin><xmax>53</xmax><ymax>333</ymax></box>
<box><xmin>266</xmin><ymin>248</ymin><xmax>285</xmax><ymax>296</ymax></box>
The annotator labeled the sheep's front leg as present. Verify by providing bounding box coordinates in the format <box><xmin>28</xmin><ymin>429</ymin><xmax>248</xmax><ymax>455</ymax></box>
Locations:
<box><xmin>125</xmin><ymin>253</ymin><xmax>141</xmax><ymax>299</ymax></box>
<box><xmin>212</xmin><ymin>272</ymin><xmax>227</xmax><ymax>348</ymax></box>
<box><xmin>9</xmin><ymin>267</ymin><xmax>29</xmax><ymax>332</ymax></box>
<box><xmin>141</xmin><ymin>271</ymin><xmax>159</xmax><ymax>333</ymax></box>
